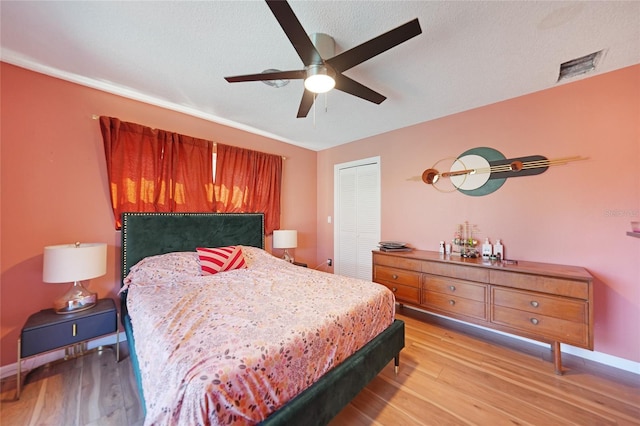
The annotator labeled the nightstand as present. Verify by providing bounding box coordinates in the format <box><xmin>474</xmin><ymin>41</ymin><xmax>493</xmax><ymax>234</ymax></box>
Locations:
<box><xmin>16</xmin><ymin>298</ymin><xmax>119</xmax><ymax>399</ymax></box>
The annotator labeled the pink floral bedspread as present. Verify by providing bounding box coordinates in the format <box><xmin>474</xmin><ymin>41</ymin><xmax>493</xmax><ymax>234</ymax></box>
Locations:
<box><xmin>123</xmin><ymin>246</ymin><xmax>395</xmax><ymax>425</ymax></box>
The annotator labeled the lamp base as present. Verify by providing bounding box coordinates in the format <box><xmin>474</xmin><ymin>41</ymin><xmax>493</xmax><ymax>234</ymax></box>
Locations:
<box><xmin>54</xmin><ymin>281</ymin><xmax>97</xmax><ymax>314</ymax></box>
<box><xmin>282</xmin><ymin>249</ymin><xmax>294</xmax><ymax>263</ymax></box>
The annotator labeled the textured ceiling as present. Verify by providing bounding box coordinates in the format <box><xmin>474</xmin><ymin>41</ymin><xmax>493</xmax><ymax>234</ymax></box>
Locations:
<box><xmin>2</xmin><ymin>1</ymin><xmax>639</xmax><ymax>151</ymax></box>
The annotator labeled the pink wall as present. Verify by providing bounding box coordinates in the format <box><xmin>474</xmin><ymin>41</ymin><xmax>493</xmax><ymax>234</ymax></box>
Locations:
<box><xmin>0</xmin><ymin>63</ymin><xmax>318</xmax><ymax>366</ymax></box>
<box><xmin>318</xmin><ymin>65</ymin><xmax>640</xmax><ymax>363</ymax></box>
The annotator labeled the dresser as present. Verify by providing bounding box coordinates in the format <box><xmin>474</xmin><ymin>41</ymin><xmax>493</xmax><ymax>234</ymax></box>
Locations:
<box><xmin>373</xmin><ymin>250</ymin><xmax>593</xmax><ymax>374</ymax></box>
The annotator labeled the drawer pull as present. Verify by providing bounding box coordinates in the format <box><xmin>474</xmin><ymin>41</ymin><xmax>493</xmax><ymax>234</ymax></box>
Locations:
<box><xmin>392</xmin><ymin>274</ymin><xmax>398</xmax><ymax>280</ymax></box>
<box><xmin>530</xmin><ymin>301</ymin><xmax>539</xmax><ymax>308</ymax></box>
<box><xmin>530</xmin><ymin>318</ymin><xmax>539</xmax><ymax>325</ymax></box>
<box><xmin>72</xmin><ymin>323</ymin><xmax>77</xmax><ymax>337</ymax></box>
<box><xmin>449</xmin><ymin>285</ymin><xmax>456</xmax><ymax>291</ymax></box>
<box><xmin>392</xmin><ymin>287</ymin><xmax>398</xmax><ymax>292</ymax></box>
<box><xmin>449</xmin><ymin>300</ymin><xmax>456</xmax><ymax>306</ymax></box>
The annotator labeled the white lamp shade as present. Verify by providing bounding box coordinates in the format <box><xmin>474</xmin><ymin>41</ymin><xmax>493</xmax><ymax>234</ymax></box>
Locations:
<box><xmin>43</xmin><ymin>243</ymin><xmax>107</xmax><ymax>283</ymax></box>
<box><xmin>272</xmin><ymin>230</ymin><xmax>297</xmax><ymax>249</ymax></box>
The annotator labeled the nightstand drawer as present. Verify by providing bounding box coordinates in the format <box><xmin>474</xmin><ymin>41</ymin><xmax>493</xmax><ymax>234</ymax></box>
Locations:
<box><xmin>20</xmin><ymin>299</ymin><xmax>117</xmax><ymax>358</ymax></box>
<box><xmin>21</xmin><ymin>311</ymin><xmax>116</xmax><ymax>357</ymax></box>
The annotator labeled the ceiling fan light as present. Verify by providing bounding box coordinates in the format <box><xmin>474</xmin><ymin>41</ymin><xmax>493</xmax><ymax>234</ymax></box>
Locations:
<box><xmin>304</xmin><ymin>65</ymin><xmax>335</xmax><ymax>93</ymax></box>
<box><xmin>305</xmin><ymin>75</ymin><xmax>335</xmax><ymax>93</ymax></box>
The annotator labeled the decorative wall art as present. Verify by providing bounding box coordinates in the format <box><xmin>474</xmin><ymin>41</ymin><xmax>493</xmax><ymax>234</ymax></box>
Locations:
<box><xmin>422</xmin><ymin>147</ymin><xmax>587</xmax><ymax>196</ymax></box>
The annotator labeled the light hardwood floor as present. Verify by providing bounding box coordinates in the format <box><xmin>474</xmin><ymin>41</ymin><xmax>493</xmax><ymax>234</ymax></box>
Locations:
<box><xmin>2</xmin><ymin>307</ymin><xmax>638</xmax><ymax>425</ymax></box>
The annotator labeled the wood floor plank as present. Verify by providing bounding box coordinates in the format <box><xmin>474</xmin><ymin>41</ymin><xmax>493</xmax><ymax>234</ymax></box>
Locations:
<box><xmin>436</xmin><ymin>361</ymin><xmax>607</xmax><ymax>425</ymax></box>
<box><xmin>28</xmin><ymin>358</ymin><xmax>83</xmax><ymax>425</ymax></box>
<box><xmin>364</xmin><ymin>373</ymin><xmax>474</xmax><ymax>425</ymax></box>
<box><xmin>117</xmin><ymin>347</ymin><xmax>144</xmax><ymax>426</ymax></box>
<box><xmin>467</xmin><ymin>357</ymin><xmax>640</xmax><ymax>424</ymax></box>
<box><xmin>0</xmin><ymin>373</ymin><xmax>39</xmax><ymax>424</ymax></box>
<box><xmin>349</xmin><ymin>386</ymin><xmax>424</xmax><ymax>426</ymax></box>
<box><xmin>384</xmin><ymin>362</ymin><xmax>546</xmax><ymax>425</ymax></box>
<box><xmin>423</xmin><ymin>329</ymin><xmax>640</xmax><ymax>424</ymax></box>
<box><xmin>84</xmin><ymin>407</ymin><xmax>130</xmax><ymax>426</ymax></box>
<box><xmin>330</xmin><ymin>402</ymin><xmax>381</xmax><ymax>426</ymax></box>
<box><xmin>80</xmin><ymin>350</ymin><xmax>123</xmax><ymax>424</ymax></box>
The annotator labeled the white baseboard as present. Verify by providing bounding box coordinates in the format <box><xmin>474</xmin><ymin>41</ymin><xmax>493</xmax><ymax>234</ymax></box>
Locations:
<box><xmin>560</xmin><ymin>344</ymin><xmax>640</xmax><ymax>375</ymax></box>
<box><xmin>404</xmin><ymin>307</ymin><xmax>640</xmax><ymax>376</ymax></box>
<box><xmin>0</xmin><ymin>332</ymin><xmax>127</xmax><ymax>380</ymax></box>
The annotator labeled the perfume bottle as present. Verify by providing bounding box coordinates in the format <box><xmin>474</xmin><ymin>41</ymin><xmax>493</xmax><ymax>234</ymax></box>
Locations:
<box><xmin>494</xmin><ymin>239</ymin><xmax>504</xmax><ymax>260</ymax></box>
<box><xmin>482</xmin><ymin>238</ymin><xmax>492</xmax><ymax>258</ymax></box>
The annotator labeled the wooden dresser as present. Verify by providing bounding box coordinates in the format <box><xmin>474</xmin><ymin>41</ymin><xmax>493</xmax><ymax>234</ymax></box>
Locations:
<box><xmin>372</xmin><ymin>250</ymin><xmax>593</xmax><ymax>374</ymax></box>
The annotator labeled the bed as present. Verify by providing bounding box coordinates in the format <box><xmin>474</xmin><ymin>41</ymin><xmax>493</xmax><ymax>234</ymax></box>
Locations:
<box><xmin>120</xmin><ymin>212</ymin><xmax>405</xmax><ymax>425</ymax></box>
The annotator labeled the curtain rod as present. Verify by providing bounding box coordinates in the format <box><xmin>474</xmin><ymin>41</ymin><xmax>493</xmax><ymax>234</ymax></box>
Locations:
<box><xmin>92</xmin><ymin>115</ymin><xmax>286</xmax><ymax>160</ymax></box>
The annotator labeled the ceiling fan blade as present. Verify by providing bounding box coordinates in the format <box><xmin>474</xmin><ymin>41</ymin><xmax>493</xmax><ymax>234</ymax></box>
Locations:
<box><xmin>266</xmin><ymin>0</ymin><xmax>323</xmax><ymax>66</ymax></box>
<box><xmin>327</xmin><ymin>18</ymin><xmax>422</xmax><ymax>73</ymax></box>
<box><xmin>334</xmin><ymin>74</ymin><xmax>386</xmax><ymax>104</ymax></box>
<box><xmin>225</xmin><ymin>69</ymin><xmax>305</xmax><ymax>83</ymax></box>
<box><xmin>297</xmin><ymin>90</ymin><xmax>315</xmax><ymax>118</ymax></box>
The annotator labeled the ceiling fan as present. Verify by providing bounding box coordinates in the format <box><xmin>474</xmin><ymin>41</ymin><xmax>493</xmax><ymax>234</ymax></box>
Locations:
<box><xmin>224</xmin><ymin>0</ymin><xmax>422</xmax><ymax>118</ymax></box>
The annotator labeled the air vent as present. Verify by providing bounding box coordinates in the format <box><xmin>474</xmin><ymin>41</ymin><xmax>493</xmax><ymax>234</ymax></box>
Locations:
<box><xmin>558</xmin><ymin>50</ymin><xmax>602</xmax><ymax>82</ymax></box>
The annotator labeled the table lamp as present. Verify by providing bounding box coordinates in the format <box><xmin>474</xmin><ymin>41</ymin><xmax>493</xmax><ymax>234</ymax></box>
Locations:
<box><xmin>272</xmin><ymin>230</ymin><xmax>297</xmax><ymax>263</ymax></box>
<box><xmin>43</xmin><ymin>242</ymin><xmax>107</xmax><ymax>314</ymax></box>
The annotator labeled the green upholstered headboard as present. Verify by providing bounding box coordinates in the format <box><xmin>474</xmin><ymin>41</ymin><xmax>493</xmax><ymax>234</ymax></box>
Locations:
<box><xmin>121</xmin><ymin>212</ymin><xmax>265</xmax><ymax>282</ymax></box>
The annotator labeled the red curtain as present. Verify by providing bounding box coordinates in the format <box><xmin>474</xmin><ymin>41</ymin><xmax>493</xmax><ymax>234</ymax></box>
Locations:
<box><xmin>100</xmin><ymin>117</ymin><xmax>214</xmax><ymax>229</ymax></box>
<box><xmin>214</xmin><ymin>143</ymin><xmax>282</xmax><ymax>234</ymax></box>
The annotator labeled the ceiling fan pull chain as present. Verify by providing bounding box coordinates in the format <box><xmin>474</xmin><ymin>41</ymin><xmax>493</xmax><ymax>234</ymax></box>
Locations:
<box><xmin>324</xmin><ymin>93</ymin><xmax>328</xmax><ymax>113</ymax></box>
<box><xmin>313</xmin><ymin>93</ymin><xmax>317</xmax><ymax>127</ymax></box>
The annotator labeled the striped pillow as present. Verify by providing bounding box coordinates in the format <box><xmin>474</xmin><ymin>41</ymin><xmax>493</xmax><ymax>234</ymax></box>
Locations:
<box><xmin>196</xmin><ymin>246</ymin><xmax>247</xmax><ymax>275</ymax></box>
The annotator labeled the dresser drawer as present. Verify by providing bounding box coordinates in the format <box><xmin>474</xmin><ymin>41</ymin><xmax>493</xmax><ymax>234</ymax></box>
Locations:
<box><xmin>492</xmin><ymin>287</ymin><xmax>586</xmax><ymax>323</ymax></box>
<box><xmin>374</xmin><ymin>265</ymin><xmax>420</xmax><ymax>288</ymax></box>
<box><xmin>490</xmin><ymin>270</ymin><xmax>589</xmax><ymax>299</ymax></box>
<box><xmin>423</xmin><ymin>275</ymin><xmax>486</xmax><ymax>302</ymax></box>
<box><xmin>421</xmin><ymin>291</ymin><xmax>487</xmax><ymax>321</ymax></box>
<box><xmin>421</xmin><ymin>261</ymin><xmax>488</xmax><ymax>282</ymax></box>
<box><xmin>380</xmin><ymin>283</ymin><xmax>420</xmax><ymax>305</ymax></box>
<box><xmin>21</xmin><ymin>310</ymin><xmax>117</xmax><ymax>357</ymax></box>
<box><xmin>491</xmin><ymin>306</ymin><xmax>589</xmax><ymax>347</ymax></box>
<box><xmin>373</xmin><ymin>253</ymin><xmax>423</xmax><ymax>271</ymax></box>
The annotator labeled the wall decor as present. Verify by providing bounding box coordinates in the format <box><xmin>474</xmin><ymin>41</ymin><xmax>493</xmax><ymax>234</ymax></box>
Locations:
<box><xmin>422</xmin><ymin>147</ymin><xmax>587</xmax><ymax>196</ymax></box>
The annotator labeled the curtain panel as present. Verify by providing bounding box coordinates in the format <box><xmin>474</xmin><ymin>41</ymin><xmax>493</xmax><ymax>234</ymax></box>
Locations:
<box><xmin>214</xmin><ymin>143</ymin><xmax>282</xmax><ymax>234</ymax></box>
<box><xmin>100</xmin><ymin>117</ymin><xmax>282</xmax><ymax>233</ymax></box>
<box><xmin>100</xmin><ymin>117</ymin><xmax>214</xmax><ymax>229</ymax></box>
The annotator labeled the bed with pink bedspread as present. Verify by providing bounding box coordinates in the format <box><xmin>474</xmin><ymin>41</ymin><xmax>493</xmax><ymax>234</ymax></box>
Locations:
<box><xmin>120</xmin><ymin>212</ymin><xmax>405</xmax><ymax>426</ymax></box>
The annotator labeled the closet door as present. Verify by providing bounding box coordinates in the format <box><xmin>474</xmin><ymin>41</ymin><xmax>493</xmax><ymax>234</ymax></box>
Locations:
<box><xmin>334</xmin><ymin>157</ymin><xmax>380</xmax><ymax>280</ymax></box>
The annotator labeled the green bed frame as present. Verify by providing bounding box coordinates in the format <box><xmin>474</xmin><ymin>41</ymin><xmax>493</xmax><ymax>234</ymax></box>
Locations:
<box><xmin>120</xmin><ymin>212</ymin><xmax>404</xmax><ymax>425</ymax></box>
